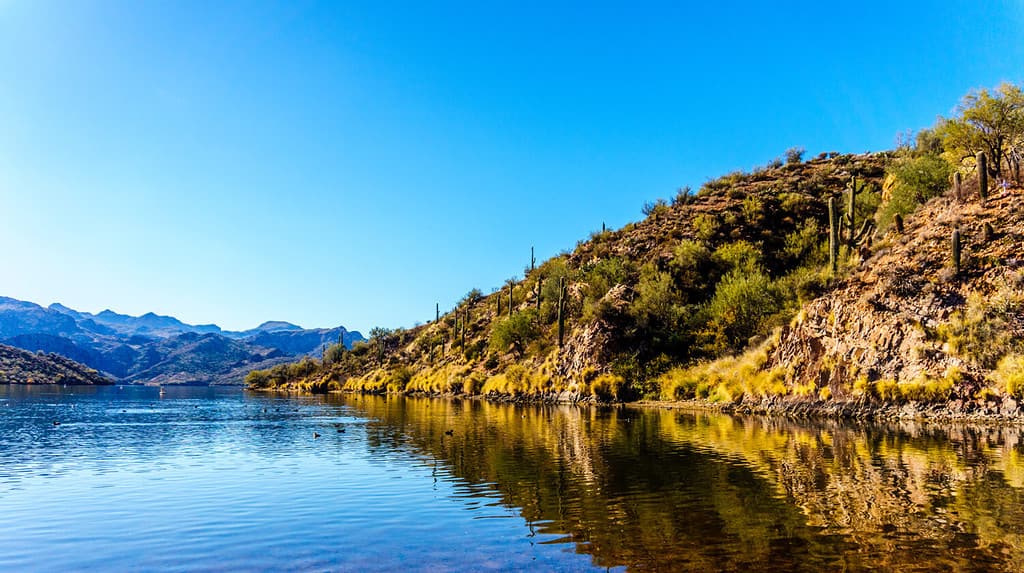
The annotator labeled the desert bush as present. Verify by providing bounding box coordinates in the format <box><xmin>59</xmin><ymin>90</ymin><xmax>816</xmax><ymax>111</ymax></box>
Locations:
<box><xmin>490</xmin><ymin>309</ymin><xmax>541</xmax><ymax>357</ymax></box>
<box><xmin>700</xmin><ymin>269</ymin><xmax>783</xmax><ymax>353</ymax></box>
<box><xmin>993</xmin><ymin>354</ymin><xmax>1024</xmax><ymax>399</ymax></box>
<box><xmin>937</xmin><ymin>281</ymin><xmax>1024</xmax><ymax>369</ymax></box>
<box><xmin>877</xmin><ymin>154</ymin><xmax>952</xmax><ymax>230</ymax></box>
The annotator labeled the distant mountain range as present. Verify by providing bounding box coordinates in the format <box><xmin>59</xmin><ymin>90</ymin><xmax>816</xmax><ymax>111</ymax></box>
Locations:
<box><xmin>0</xmin><ymin>296</ymin><xmax>363</xmax><ymax>385</ymax></box>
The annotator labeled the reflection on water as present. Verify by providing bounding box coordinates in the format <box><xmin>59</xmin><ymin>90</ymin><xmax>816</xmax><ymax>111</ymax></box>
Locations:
<box><xmin>2</xmin><ymin>385</ymin><xmax>1024</xmax><ymax>571</ymax></box>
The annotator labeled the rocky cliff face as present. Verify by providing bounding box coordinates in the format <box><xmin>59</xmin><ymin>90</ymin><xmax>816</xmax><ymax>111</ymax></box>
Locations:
<box><xmin>768</xmin><ymin>183</ymin><xmax>1024</xmax><ymax>409</ymax></box>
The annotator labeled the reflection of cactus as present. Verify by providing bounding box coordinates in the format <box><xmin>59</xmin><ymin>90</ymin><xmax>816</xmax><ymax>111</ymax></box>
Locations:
<box><xmin>894</xmin><ymin>213</ymin><xmax>904</xmax><ymax>234</ymax></box>
<box><xmin>952</xmin><ymin>229</ymin><xmax>962</xmax><ymax>277</ymax></box>
<box><xmin>557</xmin><ymin>277</ymin><xmax>566</xmax><ymax>348</ymax></box>
<box><xmin>977</xmin><ymin>151</ymin><xmax>988</xmax><ymax>201</ymax></box>
<box><xmin>954</xmin><ymin>171</ymin><xmax>962</xmax><ymax>202</ymax></box>
<box><xmin>828</xmin><ymin>197</ymin><xmax>839</xmax><ymax>273</ymax></box>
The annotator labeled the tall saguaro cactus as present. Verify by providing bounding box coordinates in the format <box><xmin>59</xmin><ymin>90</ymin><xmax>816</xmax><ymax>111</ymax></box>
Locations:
<box><xmin>556</xmin><ymin>277</ymin><xmax>566</xmax><ymax>349</ymax></box>
<box><xmin>435</xmin><ymin>302</ymin><xmax>439</xmax><ymax>323</ymax></box>
<box><xmin>530</xmin><ymin>246</ymin><xmax>536</xmax><ymax>273</ymax></box>
<box><xmin>846</xmin><ymin>176</ymin><xmax>857</xmax><ymax>249</ymax></box>
<box><xmin>954</xmin><ymin>171</ymin><xmax>962</xmax><ymax>202</ymax></box>
<box><xmin>952</xmin><ymin>229</ymin><xmax>962</xmax><ymax>278</ymax></box>
<box><xmin>453</xmin><ymin>314</ymin><xmax>459</xmax><ymax>348</ymax></box>
<box><xmin>977</xmin><ymin>151</ymin><xmax>988</xmax><ymax>201</ymax></box>
<box><xmin>828</xmin><ymin>197</ymin><xmax>839</xmax><ymax>273</ymax></box>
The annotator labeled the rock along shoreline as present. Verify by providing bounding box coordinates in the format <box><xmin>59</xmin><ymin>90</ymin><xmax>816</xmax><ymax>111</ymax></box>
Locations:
<box><xmin>249</xmin><ymin>387</ymin><xmax>1024</xmax><ymax>425</ymax></box>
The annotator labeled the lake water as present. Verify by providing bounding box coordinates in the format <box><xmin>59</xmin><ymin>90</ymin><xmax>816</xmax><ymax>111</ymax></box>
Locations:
<box><xmin>2</xmin><ymin>386</ymin><xmax>1024</xmax><ymax>572</ymax></box>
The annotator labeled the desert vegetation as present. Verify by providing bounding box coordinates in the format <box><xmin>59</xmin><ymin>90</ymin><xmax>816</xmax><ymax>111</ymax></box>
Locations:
<box><xmin>251</xmin><ymin>83</ymin><xmax>1024</xmax><ymax>412</ymax></box>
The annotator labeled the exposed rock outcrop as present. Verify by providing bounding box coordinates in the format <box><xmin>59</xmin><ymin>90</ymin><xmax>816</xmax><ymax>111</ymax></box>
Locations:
<box><xmin>769</xmin><ymin>184</ymin><xmax>1024</xmax><ymax>404</ymax></box>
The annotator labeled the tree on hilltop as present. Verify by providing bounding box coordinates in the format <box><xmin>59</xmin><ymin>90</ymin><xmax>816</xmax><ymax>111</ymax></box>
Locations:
<box><xmin>937</xmin><ymin>82</ymin><xmax>1024</xmax><ymax>180</ymax></box>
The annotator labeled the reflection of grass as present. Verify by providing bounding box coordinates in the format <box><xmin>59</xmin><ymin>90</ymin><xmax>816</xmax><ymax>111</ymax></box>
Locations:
<box><xmin>341</xmin><ymin>393</ymin><xmax>1024</xmax><ymax>570</ymax></box>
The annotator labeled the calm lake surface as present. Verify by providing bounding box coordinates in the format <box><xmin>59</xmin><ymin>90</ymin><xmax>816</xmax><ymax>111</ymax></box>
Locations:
<box><xmin>3</xmin><ymin>386</ymin><xmax>1024</xmax><ymax>571</ymax></box>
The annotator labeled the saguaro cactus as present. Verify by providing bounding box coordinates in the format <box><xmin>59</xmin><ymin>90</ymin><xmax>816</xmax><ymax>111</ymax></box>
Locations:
<box><xmin>508</xmin><ymin>283</ymin><xmax>513</xmax><ymax>318</ymax></box>
<box><xmin>952</xmin><ymin>229</ymin><xmax>962</xmax><ymax>277</ymax></box>
<box><xmin>461</xmin><ymin>308</ymin><xmax>467</xmax><ymax>349</ymax></box>
<box><xmin>556</xmin><ymin>277</ymin><xmax>566</xmax><ymax>349</ymax></box>
<box><xmin>894</xmin><ymin>213</ymin><xmax>904</xmax><ymax>234</ymax></box>
<box><xmin>846</xmin><ymin>176</ymin><xmax>857</xmax><ymax>249</ymax></box>
<box><xmin>536</xmin><ymin>277</ymin><xmax>543</xmax><ymax>310</ymax></box>
<box><xmin>954</xmin><ymin>171</ymin><xmax>962</xmax><ymax>202</ymax></box>
<box><xmin>828</xmin><ymin>197</ymin><xmax>839</xmax><ymax>273</ymax></box>
<box><xmin>453</xmin><ymin>314</ymin><xmax>459</xmax><ymax>347</ymax></box>
<box><xmin>977</xmin><ymin>151</ymin><xmax>988</xmax><ymax>201</ymax></box>
<box><xmin>435</xmin><ymin>302</ymin><xmax>439</xmax><ymax>323</ymax></box>
<box><xmin>530</xmin><ymin>246</ymin><xmax>536</xmax><ymax>273</ymax></box>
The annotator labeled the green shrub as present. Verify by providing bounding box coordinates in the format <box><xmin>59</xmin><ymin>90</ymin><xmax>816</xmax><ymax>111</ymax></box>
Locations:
<box><xmin>784</xmin><ymin>147</ymin><xmax>805</xmax><ymax>164</ymax></box>
<box><xmin>323</xmin><ymin>343</ymin><xmax>346</xmax><ymax>365</ymax></box>
<box><xmin>701</xmin><ymin>269</ymin><xmax>782</xmax><ymax>353</ymax></box>
<box><xmin>692</xmin><ymin>213</ymin><xmax>720</xmax><ymax>242</ymax></box>
<box><xmin>630</xmin><ymin>264</ymin><xmax>682</xmax><ymax>330</ymax></box>
<box><xmin>668</xmin><ymin>240</ymin><xmax>713</xmax><ymax>300</ymax></box>
<box><xmin>711</xmin><ymin>241</ymin><xmax>762</xmax><ymax>274</ymax></box>
<box><xmin>490</xmin><ymin>309</ymin><xmax>541</xmax><ymax>357</ymax></box>
<box><xmin>878</xmin><ymin>155</ymin><xmax>952</xmax><ymax>230</ymax></box>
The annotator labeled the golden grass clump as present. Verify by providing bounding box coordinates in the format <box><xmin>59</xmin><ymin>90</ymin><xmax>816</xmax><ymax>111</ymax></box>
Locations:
<box><xmin>657</xmin><ymin>336</ymin><xmax>785</xmax><ymax>403</ymax></box>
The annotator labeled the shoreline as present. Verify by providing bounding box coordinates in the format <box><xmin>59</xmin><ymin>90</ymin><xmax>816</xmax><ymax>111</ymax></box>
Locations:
<box><xmin>247</xmin><ymin>387</ymin><xmax>1024</xmax><ymax>425</ymax></box>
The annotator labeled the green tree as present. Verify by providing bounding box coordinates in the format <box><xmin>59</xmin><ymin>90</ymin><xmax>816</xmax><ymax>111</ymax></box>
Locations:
<box><xmin>936</xmin><ymin>82</ymin><xmax>1024</xmax><ymax>178</ymax></box>
<box><xmin>490</xmin><ymin>309</ymin><xmax>540</xmax><ymax>357</ymax></box>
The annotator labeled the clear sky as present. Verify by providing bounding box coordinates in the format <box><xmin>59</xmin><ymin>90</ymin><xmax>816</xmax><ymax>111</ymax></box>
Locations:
<box><xmin>1</xmin><ymin>1</ymin><xmax>1022</xmax><ymax>333</ymax></box>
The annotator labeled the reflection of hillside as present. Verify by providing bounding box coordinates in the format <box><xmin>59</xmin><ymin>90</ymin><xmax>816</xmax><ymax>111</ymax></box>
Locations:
<box><xmin>334</xmin><ymin>395</ymin><xmax>1024</xmax><ymax>571</ymax></box>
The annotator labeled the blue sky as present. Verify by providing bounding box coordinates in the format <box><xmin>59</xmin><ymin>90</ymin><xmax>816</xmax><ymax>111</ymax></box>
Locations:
<box><xmin>1</xmin><ymin>1</ymin><xmax>1022</xmax><ymax>333</ymax></box>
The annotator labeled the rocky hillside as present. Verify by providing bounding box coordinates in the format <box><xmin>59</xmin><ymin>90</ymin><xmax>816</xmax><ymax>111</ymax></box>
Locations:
<box><xmin>251</xmin><ymin>83</ymin><xmax>1023</xmax><ymax>408</ymax></box>
<box><xmin>0</xmin><ymin>343</ymin><xmax>113</xmax><ymax>385</ymax></box>
<box><xmin>248</xmin><ymin>151</ymin><xmax>893</xmax><ymax>395</ymax></box>
<box><xmin>762</xmin><ymin>182</ymin><xmax>1024</xmax><ymax>413</ymax></box>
